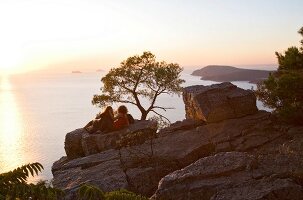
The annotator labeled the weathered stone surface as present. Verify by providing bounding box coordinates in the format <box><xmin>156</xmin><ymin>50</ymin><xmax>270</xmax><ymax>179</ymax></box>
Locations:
<box><xmin>183</xmin><ymin>82</ymin><xmax>258</xmax><ymax>122</ymax></box>
<box><xmin>64</xmin><ymin>120</ymin><xmax>157</xmax><ymax>159</ymax></box>
<box><xmin>82</xmin><ymin>120</ymin><xmax>157</xmax><ymax>156</ymax></box>
<box><xmin>152</xmin><ymin>152</ymin><xmax>303</xmax><ymax>200</ymax></box>
<box><xmin>53</xmin><ymin>110</ymin><xmax>297</xmax><ymax>199</ymax></box>
<box><xmin>64</xmin><ymin>128</ymin><xmax>86</xmax><ymax>159</ymax></box>
<box><xmin>159</xmin><ymin>119</ymin><xmax>205</xmax><ymax>136</ymax></box>
<box><xmin>52</xmin><ymin>149</ymin><xmax>126</xmax><ymax>198</ymax></box>
<box><xmin>53</xmin><ymin>82</ymin><xmax>303</xmax><ymax>200</ymax></box>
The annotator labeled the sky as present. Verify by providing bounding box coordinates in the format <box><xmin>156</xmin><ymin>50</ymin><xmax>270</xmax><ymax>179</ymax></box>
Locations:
<box><xmin>0</xmin><ymin>0</ymin><xmax>302</xmax><ymax>74</ymax></box>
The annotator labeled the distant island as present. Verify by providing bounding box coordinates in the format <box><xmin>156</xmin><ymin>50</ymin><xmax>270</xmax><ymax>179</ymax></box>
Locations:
<box><xmin>192</xmin><ymin>65</ymin><xmax>274</xmax><ymax>83</ymax></box>
<box><xmin>71</xmin><ymin>71</ymin><xmax>82</xmax><ymax>74</ymax></box>
<box><xmin>96</xmin><ymin>69</ymin><xmax>104</xmax><ymax>72</ymax></box>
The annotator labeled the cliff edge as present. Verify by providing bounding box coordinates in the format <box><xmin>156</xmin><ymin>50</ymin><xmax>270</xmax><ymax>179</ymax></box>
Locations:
<box><xmin>52</xmin><ymin>82</ymin><xmax>303</xmax><ymax>200</ymax></box>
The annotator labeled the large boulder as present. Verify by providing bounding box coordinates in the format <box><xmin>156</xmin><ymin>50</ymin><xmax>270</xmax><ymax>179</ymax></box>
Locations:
<box><xmin>183</xmin><ymin>82</ymin><xmax>258</xmax><ymax>122</ymax></box>
<box><xmin>64</xmin><ymin>120</ymin><xmax>157</xmax><ymax>159</ymax></box>
<box><xmin>152</xmin><ymin>152</ymin><xmax>303</xmax><ymax>200</ymax></box>
<box><xmin>65</xmin><ymin>128</ymin><xmax>86</xmax><ymax>159</ymax></box>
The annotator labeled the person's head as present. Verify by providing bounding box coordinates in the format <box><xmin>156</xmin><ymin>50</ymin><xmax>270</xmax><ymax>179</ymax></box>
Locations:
<box><xmin>102</xmin><ymin>106</ymin><xmax>114</xmax><ymax>118</ymax></box>
<box><xmin>117</xmin><ymin>105</ymin><xmax>128</xmax><ymax>115</ymax></box>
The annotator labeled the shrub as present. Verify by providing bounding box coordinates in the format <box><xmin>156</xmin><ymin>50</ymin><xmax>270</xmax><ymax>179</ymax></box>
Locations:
<box><xmin>0</xmin><ymin>163</ymin><xmax>64</xmax><ymax>200</ymax></box>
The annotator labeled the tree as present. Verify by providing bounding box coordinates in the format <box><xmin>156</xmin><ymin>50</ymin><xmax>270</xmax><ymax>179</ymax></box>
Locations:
<box><xmin>0</xmin><ymin>162</ymin><xmax>64</xmax><ymax>199</ymax></box>
<box><xmin>256</xmin><ymin>27</ymin><xmax>303</xmax><ymax>124</ymax></box>
<box><xmin>92</xmin><ymin>51</ymin><xmax>185</xmax><ymax>122</ymax></box>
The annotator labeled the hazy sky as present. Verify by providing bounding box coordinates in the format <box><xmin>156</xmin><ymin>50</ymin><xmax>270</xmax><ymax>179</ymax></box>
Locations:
<box><xmin>0</xmin><ymin>0</ymin><xmax>302</xmax><ymax>73</ymax></box>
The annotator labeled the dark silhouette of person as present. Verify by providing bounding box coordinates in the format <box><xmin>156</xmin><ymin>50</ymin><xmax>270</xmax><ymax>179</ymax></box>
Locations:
<box><xmin>84</xmin><ymin>106</ymin><xmax>114</xmax><ymax>134</ymax></box>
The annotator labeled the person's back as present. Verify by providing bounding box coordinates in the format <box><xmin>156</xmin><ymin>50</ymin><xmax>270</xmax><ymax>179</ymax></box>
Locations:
<box><xmin>84</xmin><ymin>106</ymin><xmax>114</xmax><ymax>134</ymax></box>
<box><xmin>97</xmin><ymin>113</ymin><xmax>114</xmax><ymax>133</ymax></box>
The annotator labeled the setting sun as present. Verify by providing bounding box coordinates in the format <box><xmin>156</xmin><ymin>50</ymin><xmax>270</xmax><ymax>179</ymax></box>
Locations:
<box><xmin>0</xmin><ymin>52</ymin><xmax>22</xmax><ymax>74</ymax></box>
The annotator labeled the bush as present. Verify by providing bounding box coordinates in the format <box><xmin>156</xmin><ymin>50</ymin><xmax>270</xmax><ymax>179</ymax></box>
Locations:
<box><xmin>256</xmin><ymin>27</ymin><xmax>303</xmax><ymax>124</ymax></box>
<box><xmin>0</xmin><ymin>163</ymin><xmax>64</xmax><ymax>200</ymax></box>
<box><xmin>77</xmin><ymin>185</ymin><xmax>148</xmax><ymax>200</ymax></box>
<box><xmin>105</xmin><ymin>189</ymin><xmax>148</xmax><ymax>200</ymax></box>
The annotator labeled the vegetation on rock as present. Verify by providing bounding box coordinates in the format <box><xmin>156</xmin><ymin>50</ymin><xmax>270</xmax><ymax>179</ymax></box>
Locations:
<box><xmin>256</xmin><ymin>27</ymin><xmax>303</xmax><ymax>124</ymax></box>
<box><xmin>78</xmin><ymin>185</ymin><xmax>148</xmax><ymax>200</ymax></box>
<box><xmin>0</xmin><ymin>163</ymin><xmax>63</xmax><ymax>200</ymax></box>
<box><xmin>92</xmin><ymin>51</ymin><xmax>184</xmax><ymax>122</ymax></box>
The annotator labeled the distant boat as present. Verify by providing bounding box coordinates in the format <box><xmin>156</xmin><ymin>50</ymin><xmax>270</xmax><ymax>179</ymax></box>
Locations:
<box><xmin>72</xmin><ymin>71</ymin><xmax>82</xmax><ymax>74</ymax></box>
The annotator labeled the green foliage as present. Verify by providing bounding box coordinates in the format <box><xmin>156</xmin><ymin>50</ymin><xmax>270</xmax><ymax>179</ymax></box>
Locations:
<box><xmin>0</xmin><ymin>162</ymin><xmax>64</xmax><ymax>200</ymax></box>
<box><xmin>78</xmin><ymin>184</ymin><xmax>105</xmax><ymax>200</ymax></box>
<box><xmin>77</xmin><ymin>186</ymin><xmax>147</xmax><ymax>200</ymax></box>
<box><xmin>92</xmin><ymin>51</ymin><xmax>185</xmax><ymax>121</ymax></box>
<box><xmin>105</xmin><ymin>189</ymin><xmax>148</xmax><ymax>200</ymax></box>
<box><xmin>256</xmin><ymin>26</ymin><xmax>303</xmax><ymax>124</ymax></box>
<box><xmin>275</xmin><ymin>47</ymin><xmax>303</xmax><ymax>70</ymax></box>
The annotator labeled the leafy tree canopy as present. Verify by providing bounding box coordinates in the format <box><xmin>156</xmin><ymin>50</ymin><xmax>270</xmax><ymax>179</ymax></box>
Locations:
<box><xmin>256</xmin><ymin>26</ymin><xmax>303</xmax><ymax>124</ymax></box>
<box><xmin>92</xmin><ymin>51</ymin><xmax>185</xmax><ymax>122</ymax></box>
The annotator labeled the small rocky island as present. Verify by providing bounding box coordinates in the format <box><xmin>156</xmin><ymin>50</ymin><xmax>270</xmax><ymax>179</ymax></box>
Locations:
<box><xmin>52</xmin><ymin>82</ymin><xmax>303</xmax><ymax>199</ymax></box>
<box><xmin>192</xmin><ymin>65</ymin><xmax>274</xmax><ymax>83</ymax></box>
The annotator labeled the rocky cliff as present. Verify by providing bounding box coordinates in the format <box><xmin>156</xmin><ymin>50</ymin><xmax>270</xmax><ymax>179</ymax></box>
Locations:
<box><xmin>52</xmin><ymin>82</ymin><xmax>303</xmax><ymax>200</ymax></box>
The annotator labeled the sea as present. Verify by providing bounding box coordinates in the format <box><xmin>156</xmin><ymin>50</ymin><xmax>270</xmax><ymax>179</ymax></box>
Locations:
<box><xmin>0</xmin><ymin>70</ymin><xmax>272</xmax><ymax>182</ymax></box>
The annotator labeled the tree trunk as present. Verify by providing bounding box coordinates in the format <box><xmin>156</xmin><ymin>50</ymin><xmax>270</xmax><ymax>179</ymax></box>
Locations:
<box><xmin>140</xmin><ymin>111</ymin><xmax>148</xmax><ymax>120</ymax></box>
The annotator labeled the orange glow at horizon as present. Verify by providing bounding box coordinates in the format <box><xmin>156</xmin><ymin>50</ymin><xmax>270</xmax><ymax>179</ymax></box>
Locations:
<box><xmin>0</xmin><ymin>1</ymin><xmax>301</xmax><ymax>74</ymax></box>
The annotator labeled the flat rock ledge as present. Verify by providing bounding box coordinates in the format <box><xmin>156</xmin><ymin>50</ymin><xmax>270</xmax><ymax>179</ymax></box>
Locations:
<box><xmin>64</xmin><ymin>120</ymin><xmax>157</xmax><ymax>159</ymax></box>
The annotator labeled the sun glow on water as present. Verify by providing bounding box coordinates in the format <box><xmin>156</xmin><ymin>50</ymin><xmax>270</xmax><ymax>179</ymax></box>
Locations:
<box><xmin>0</xmin><ymin>76</ymin><xmax>26</xmax><ymax>173</ymax></box>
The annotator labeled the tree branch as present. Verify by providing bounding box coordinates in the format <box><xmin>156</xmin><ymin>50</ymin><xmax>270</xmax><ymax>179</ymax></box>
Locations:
<box><xmin>133</xmin><ymin>67</ymin><xmax>144</xmax><ymax>92</ymax></box>
<box><xmin>151</xmin><ymin>110</ymin><xmax>171</xmax><ymax>123</ymax></box>
<box><xmin>152</xmin><ymin>106</ymin><xmax>175</xmax><ymax>111</ymax></box>
<box><xmin>116</xmin><ymin>81</ymin><xmax>133</xmax><ymax>92</ymax></box>
<box><xmin>116</xmin><ymin>100</ymin><xmax>137</xmax><ymax>106</ymax></box>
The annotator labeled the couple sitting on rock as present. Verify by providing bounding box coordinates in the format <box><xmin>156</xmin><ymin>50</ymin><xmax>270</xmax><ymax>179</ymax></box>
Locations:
<box><xmin>84</xmin><ymin>105</ymin><xmax>135</xmax><ymax>134</ymax></box>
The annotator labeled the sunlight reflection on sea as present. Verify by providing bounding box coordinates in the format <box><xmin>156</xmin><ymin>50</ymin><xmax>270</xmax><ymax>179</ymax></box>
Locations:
<box><xmin>0</xmin><ymin>72</ymin><xmax>271</xmax><ymax>182</ymax></box>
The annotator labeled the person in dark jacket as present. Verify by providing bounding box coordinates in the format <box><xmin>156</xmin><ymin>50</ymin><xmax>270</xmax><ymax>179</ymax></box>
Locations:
<box><xmin>84</xmin><ymin>106</ymin><xmax>114</xmax><ymax>134</ymax></box>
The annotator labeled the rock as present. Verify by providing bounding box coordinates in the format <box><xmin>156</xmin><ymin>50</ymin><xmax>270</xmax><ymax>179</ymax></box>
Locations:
<box><xmin>82</xmin><ymin>120</ymin><xmax>157</xmax><ymax>156</ymax></box>
<box><xmin>152</xmin><ymin>152</ymin><xmax>303</xmax><ymax>200</ymax></box>
<box><xmin>52</xmin><ymin>149</ymin><xmax>127</xmax><ymax>198</ymax></box>
<box><xmin>65</xmin><ymin>128</ymin><xmax>86</xmax><ymax>159</ymax></box>
<box><xmin>64</xmin><ymin>120</ymin><xmax>157</xmax><ymax>159</ymax></box>
<box><xmin>53</xmin><ymin>110</ymin><xmax>293</xmax><ymax>198</ymax></box>
<box><xmin>159</xmin><ymin>119</ymin><xmax>205</xmax><ymax>136</ymax></box>
<box><xmin>183</xmin><ymin>82</ymin><xmax>258</xmax><ymax>122</ymax></box>
<box><xmin>53</xmin><ymin>82</ymin><xmax>303</xmax><ymax>199</ymax></box>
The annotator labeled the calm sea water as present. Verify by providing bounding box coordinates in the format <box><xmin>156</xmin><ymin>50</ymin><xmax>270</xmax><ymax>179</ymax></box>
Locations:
<box><xmin>0</xmin><ymin>71</ymin><xmax>269</xmax><ymax>181</ymax></box>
